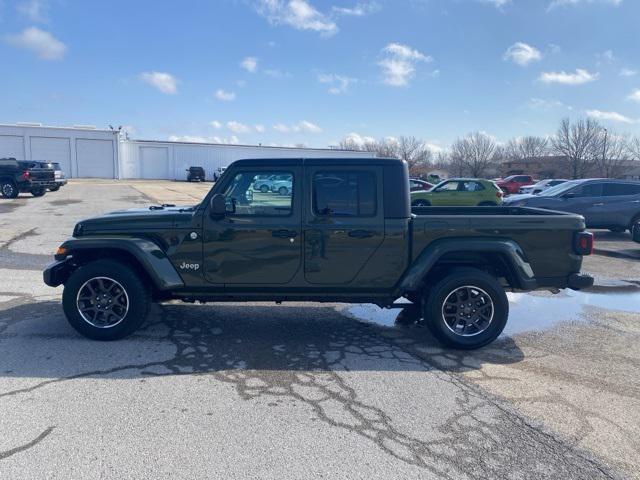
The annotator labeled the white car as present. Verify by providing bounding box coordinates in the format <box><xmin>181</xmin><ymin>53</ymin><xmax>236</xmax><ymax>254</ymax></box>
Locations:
<box><xmin>519</xmin><ymin>179</ymin><xmax>567</xmax><ymax>195</ymax></box>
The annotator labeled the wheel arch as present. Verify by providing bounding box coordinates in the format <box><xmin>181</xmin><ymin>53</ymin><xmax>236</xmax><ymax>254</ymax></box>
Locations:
<box><xmin>53</xmin><ymin>237</ymin><xmax>184</xmax><ymax>293</ymax></box>
<box><xmin>397</xmin><ymin>238</ymin><xmax>536</xmax><ymax>296</ymax></box>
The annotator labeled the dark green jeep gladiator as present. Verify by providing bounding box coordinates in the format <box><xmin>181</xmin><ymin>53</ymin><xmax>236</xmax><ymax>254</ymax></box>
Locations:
<box><xmin>43</xmin><ymin>158</ymin><xmax>594</xmax><ymax>349</ymax></box>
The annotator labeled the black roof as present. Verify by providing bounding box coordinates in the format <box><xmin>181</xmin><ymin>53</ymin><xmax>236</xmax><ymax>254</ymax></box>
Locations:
<box><xmin>230</xmin><ymin>157</ymin><xmax>404</xmax><ymax>167</ymax></box>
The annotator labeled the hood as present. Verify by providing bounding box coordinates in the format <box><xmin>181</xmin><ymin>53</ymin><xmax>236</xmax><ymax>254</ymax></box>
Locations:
<box><xmin>74</xmin><ymin>205</ymin><xmax>197</xmax><ymax>236</ymax></box>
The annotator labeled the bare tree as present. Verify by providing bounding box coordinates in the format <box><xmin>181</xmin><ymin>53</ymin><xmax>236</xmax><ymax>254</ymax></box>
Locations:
<box><xmin>551</xmin><ymin>118</ymin><xmax>602</xmax><ymax>179</ymax></box>
<box><xmin>395</xmin><ymin>136</ymin><xmax>433</xmax><ymax>172</ymax></box>
<box><xmin>629</xmin><ymin>136</ymin><xmax>640</xmax><ymax>161</ymax></box>
<box><xmin>450</xmin><ymin>132</ymin><xmax>497</xmax><ymax>177</ymax></box>
<box><xmin>592</xmin><ymin>131</ymin><xmax>631</xmax><ymax>178</ymax></box>
<box><xmin>505</xmin><ymin>136</ymin><xmax>549</xmax><ymax>160</ymax></box>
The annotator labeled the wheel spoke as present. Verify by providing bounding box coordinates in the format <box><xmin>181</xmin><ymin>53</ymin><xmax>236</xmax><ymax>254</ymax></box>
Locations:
<box><xmin>441</xmin><ymin>285</ymin><xmax>495</xmax><ymax>337</ymax></box>
<box><xmin>76</xmin><ymin>276</ymin><xmax>129</xmax><ymax>329</ymax></box>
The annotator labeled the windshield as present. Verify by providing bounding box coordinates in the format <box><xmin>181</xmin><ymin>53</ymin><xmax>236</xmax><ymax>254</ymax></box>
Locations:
<box><xmin>538</xmin><ymin>180</ymin><xmax>582</xmax><ymax>197</ymax></box>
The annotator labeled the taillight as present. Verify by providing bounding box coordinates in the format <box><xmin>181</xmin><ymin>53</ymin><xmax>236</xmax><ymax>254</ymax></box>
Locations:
<box><xmin>574</xmin><ymin>231</ymin><xmax>594</xmax><ymax>255</ymax></box>
<box><xmin>21</xmin><ymin>170</ymin><xmax>30</xmax><ymax>180</ymax></box>
<box><xmin>496</xmin><ymin>190</ymin><xmax>503</xmax><ymax>198</ymax></box>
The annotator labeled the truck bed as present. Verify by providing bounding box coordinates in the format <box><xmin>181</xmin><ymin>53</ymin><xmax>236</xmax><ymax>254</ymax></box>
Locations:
<box><xmin>410</xmin><ymin>206</ymin><xmax>586</xmax><ymax>282</ymax></box>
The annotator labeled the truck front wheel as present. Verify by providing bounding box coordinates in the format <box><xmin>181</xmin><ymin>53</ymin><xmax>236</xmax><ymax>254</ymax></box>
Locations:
<box><xmin>62</xmin><ymin>260</ymin><xmax>151</xmax><ymax>341</ymax></box>
<box><xmin>422</xmin><ymin>268</ymin><xmax>508</xmax><ymax>349</ymax></box>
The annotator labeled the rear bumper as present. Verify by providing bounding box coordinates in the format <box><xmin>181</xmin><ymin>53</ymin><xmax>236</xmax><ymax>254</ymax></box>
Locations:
<box><xmin>43</xmin><ymin>259</ymin><xmax>73</xmax><ymax>287</ymax></box>
<box><xmin>567</xmin><ymin>273</ymin><xmax>594</xmax><ymax>290</ymax></box>
<box><xmin>19</xmin><ymin>180</ymin><xmax>57</xmax><ymax>191</ymax></box>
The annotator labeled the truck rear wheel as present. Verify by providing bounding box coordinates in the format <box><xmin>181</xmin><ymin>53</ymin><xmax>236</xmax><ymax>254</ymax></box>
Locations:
<box><xmin>31</xmin><ymin>188</ymin><xmax>46</xmax><ymax>197</ymax></box>
<box><xmin>1</xmin><ymin>180</ymin><xmax>18</xmax><ymax>198</ymax></box>
<box><xmin>62</xmin><ymin>260</ymin><xmax>151</xmax><ymax>341</ymax></box>
<box><xmin>422</xmin><ymin>268</ymin><xmax>508</xmax><ymax>349</ymax></box>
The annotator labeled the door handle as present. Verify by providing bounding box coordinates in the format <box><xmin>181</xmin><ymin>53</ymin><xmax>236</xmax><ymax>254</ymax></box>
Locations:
<box><xmin>593</xmin><ymin>203</ymin><xmax>604</xmax><ymax>206</ymax></box>
<box><xmin>348</xmin><ymin>229</ymin><xmax>374</xmax><ymax>239</ymax></box>
<box><xmin>272</xmin><ymin>229</ymin><xmax>298</xmax><ymax>239</ymax></box>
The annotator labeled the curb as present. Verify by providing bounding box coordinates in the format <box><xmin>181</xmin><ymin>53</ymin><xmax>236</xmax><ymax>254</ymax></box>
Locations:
<box><xmin>593</xmin><ymin>248</ymin><xmax>640</xmax><ymax>261</ymax></box>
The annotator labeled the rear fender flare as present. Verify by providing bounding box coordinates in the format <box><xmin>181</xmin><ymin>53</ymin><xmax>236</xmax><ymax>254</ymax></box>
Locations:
<box><xmin>397</xmin><ymin>238</ymin><xmax>535</xmax><ymax>293</ymax></box>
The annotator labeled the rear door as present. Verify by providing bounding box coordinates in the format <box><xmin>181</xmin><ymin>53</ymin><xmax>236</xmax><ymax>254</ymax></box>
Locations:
<box><xmin>202</xmin><ymin>166</ymin><xmax>302</xmax><ymax>284</ymax></box>
<box><xmin>595</xmin><ymin>182</ymin><xmax>640</xmax><ymax>227</ymax></box>
<box><xmin>303</xmin><ymin>165</ymin><xmax>384</xmax><ymax>285</ymax></box>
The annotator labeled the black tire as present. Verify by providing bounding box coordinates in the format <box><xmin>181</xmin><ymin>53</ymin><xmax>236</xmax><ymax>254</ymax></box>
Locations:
<box><xmin>478</xmin><ymin>201</ymin><xmax>497</xmax><ymax>206</ymax></box>
<box><xmin>260</xmin><ymin>184</ymin><xmax>269</xmax><ymax>193</ymax></box>
<box><xmin>1</xmin><ymin>180</ymin><xmax>19</xmax><ymax>199</ymax></box>
<box><xmin>629</xmin><ymin>214</ymin><xmax>640</xmax><ymax>232</ymax></box>
<box><xmin>31</xmin><ymin>188</ymin><xmax>46</xmax><ymax>197</ymax></box>
<box><xmin>422</xmin><ymin>268</ymin><xmax>508</xmax><ymax>349</ymax></box>
<box><xmin>412</xmin><ymin>199</ymin><xmax>430</xmax><ymax>207</ymax></box>
<box><xmin>62</xmin><ymin>260</ymin><xmax>151</xmax><ymax>341</ymax></box>
<box><xmin>278</xmin><ymin>186</ymin><xmax>288</xmax><ymax>196</ymax></box>
<box><xmin>608</xmin><ymin>226</ymin><xmax>625</xmax><ymax>233</ymax></box>
<box><xmin>49</xmin><ymin>185</ymin><xmax>61</xmax><ymax>192</ymax></box>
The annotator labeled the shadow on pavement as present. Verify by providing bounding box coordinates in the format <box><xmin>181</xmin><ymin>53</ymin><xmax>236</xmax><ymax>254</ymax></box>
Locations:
<box><xmin>0</xmin><ymin>300</ymin><xmax>525</xmax><ymax>379</ymax></box>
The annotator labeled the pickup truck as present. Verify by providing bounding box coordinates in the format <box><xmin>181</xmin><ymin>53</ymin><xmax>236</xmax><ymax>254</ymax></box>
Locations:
<box><xmin>43</xmin><ymin>158</ymin><xmax>594</xmax><ymax>349</ymax></box>
<box><xmin>1</xmin><ymin>158</ymin><xmax>56</xmax><ymax>198</ymax></box>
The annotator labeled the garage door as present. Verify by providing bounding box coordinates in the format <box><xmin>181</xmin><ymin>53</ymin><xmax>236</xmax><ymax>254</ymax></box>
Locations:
<box><xmin>140</xmin><ymin>146</ymin><xmax>169</xmax><ymax>179</ymax></box>
<box><xmin>76</xmin><ymin>139</ymin><xmax>115</xmax><ymax>178</ymax></box>
<box><xmin>30</xmin><ymin>137</ymin><xmax>72</xmax><ymax>176</ymax></box>
<box><xmin>0</xmin><ymin>135</ymin><xmax>25</xmax><ymax>160</ymax></box>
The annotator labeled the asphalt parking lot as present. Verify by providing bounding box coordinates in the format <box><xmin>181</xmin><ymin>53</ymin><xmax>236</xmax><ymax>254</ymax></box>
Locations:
<box><xmin>1</xmin><ymin>180</ymin><xmax>639</xmax><ymax>479</ymax></box>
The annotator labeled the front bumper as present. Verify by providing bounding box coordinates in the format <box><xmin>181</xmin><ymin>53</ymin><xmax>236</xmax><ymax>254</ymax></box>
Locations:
<box><xmin>43</xmin><ymin>259</ymin><xmax>73</xmax><ymax>287</ymax></box>
<box><xmin>567</xmin><ymin>273</ymin><xmax>594</xmax><ymax>290</ymax></box>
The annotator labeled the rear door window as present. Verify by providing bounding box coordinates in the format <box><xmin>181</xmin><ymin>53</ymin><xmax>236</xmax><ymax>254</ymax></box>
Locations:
<box><xmin>602</xmin><ymin>183</ymin><xmax>640</xmax><ymax>196</ymax></box>
<box><xmin>312</xmin><ymin>172</ymin><xmax>376</xmax><ymax>217</ymax></box>
<box><xmin>460</xmin><ymin>181</ymin><xmax>485</xmax><ymax>192</ymax></box>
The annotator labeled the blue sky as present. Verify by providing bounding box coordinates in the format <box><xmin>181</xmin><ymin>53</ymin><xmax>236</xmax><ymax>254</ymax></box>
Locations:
<box><xmin>1</xmin><ymin>0</ymin><xmax>639</xmax><ymax>150</ymax></box>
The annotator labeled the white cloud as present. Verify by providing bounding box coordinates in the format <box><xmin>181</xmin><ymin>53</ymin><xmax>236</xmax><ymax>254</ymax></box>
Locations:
<box><xmin>215</xmin><ymin>89</ymin><xmax>236</xmax><ymax>101</ymax></box>
<box><xmin>295</xmin><ymin>120</ymin><xmax>322</xmax><ymax>133</ymax></box>
<box><xmin>620</xmin><ymin>68</ymin><xmax>638</xmax><ymax>77</ymax></box>
<box><xmin>596</xmin><ymin>49</ymin><xmax>615</xmax><ymax>63</ymax></box>
<box><xmin>548</xmin><ymin>0</ymin><xmax>622</xmax><ymax>10</ymax></box>
<box><xmin>264</xmin><ymin>68</ymin><xmax>291</xmax><ymax>78</ymax></box>
<box><xmin>139</xmin><ymin>72</ymin><xmax>178</xmax><ymax>94</ymax></box>
<box><xmin>273</xmin><ymin>121</ymin><xmax>322</xmax><ymax>133</ymax></box>
<box><xmin>254</xmin><ymin>0</ymin><xmax>337</xmax><ymax>35</ymax></box>
<box><xmin>168</xmin><ymin>135</ymin><xmax>240</xmax><ymax>144</ymax></box>
<box><xmin>503</xmin><ymin>42</ymin><xmax>542</xmax><ymax>66</ymax></box>
<box><xmin>479</xmin><ymin>0</ymin><xmax>512</xmax><ymax>8</ymax></box>
<box><xmin>378</xmin><ymin>42</ymin><xmax>432</xmax><ymax>87</ymax></box>
<box><xmin>240</xmin><ymin>56</ymin><xmax>258</xmax><ymax>73</ymax></box>
<box><xmin>539</xmin><ymin>69</ymin><xmax>599</xmax><ymax>85</ymax></box>
<box><xmin>340</xmin><ymin>132</ymin><xmax>376</xmax><ymax>148</ymax></box>
<box><xmin>332</xmin><ymin>2</ymin><xmax>381</xmax><ymax>16</ymax></box>
<box><xmin>255</xmin><ymin>124</ymin><xmax>266</xmax><ymax>133</ymax></box>
<box><xmin>210</xmin><ymin>120</ymin><xmax>222</xmax><ymax>129</ymax></box>
<box><xmin>226</xmin><ymin>121</ymin><xmax>252</xmax><ymax>134</ymax></box>
<box><xmin>317</xmin><ymin>73</ymin><xmax>356</xmax><ymax>94</ymax></box>
<box><xmin>586</xmin><ymin>109</ymin><xmax>636</xmax><ymax>124</ymax></box>
<box><xmin>17</xmin><ymin>0</ymin><xmax>49</xmax><ymax>23</ymax></box>
<box><xmin>5</xmin><ymin>27</ymin><xmax>66</xmax><ymax>60</ymax></box>
<box><xmin>528</xmin><ymin>98</ymin><xmax>566</xmax><ymax>110</ymax></box>
<box><xmin>627</xmin><ymin>89</ymin><xmax>640</xmax><ymax>103</ymax></box>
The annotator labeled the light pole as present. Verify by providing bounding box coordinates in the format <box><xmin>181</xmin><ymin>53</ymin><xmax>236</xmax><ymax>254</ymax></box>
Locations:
<box><xmin>602</xmin><ymin>128</ymin><xmax>608</xmax><ymax>176</ymax></box>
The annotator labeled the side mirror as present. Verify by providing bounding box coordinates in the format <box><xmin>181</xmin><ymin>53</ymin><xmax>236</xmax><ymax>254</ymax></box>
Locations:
<box><xmin>633</xmin><ymin>223</ymin><xmax>640</xmax><ymax>243</ymax></box>
<box><xmin>210</xmin><ymin>194</ymin><xmax>227</xmax><ymax>217</ymax></box>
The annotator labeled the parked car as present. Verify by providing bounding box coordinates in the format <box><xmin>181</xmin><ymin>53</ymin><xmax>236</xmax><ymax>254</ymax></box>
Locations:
<box><xmin>504</xmin><ymin>179</ymin><xmax>640</xmax><ymax>232</ymax></box>
<box><xmin>519</xmin><ymin>179</ymin><xmax>567</xmax><ymax>195</ymax></box>
<box><xmin>39</xmin><ymin>162</ymin><xmax>67</xmax><ymax>191</ymax></box>
<box><xmin>411</xmin><ymin>178</ymin><xmax>503</xmax><ymax>206</ymax></box>
<box><xmin>44</xmin><ymin>157</ymin><xmax>593</xmax><ymax>349</ymax></box>
<box><xmin>0</xmin><ymin>158</ymin><xmax>56</xmax><ymax>198</ymax></box>
<box><xmin>409</xmin><ymin>178</ymin><xmax>434</xmax><ymax>191</ymax></box>
<box><xmin>186</xmin><ymin>166</ymin><xmax>206</xmax><ymax>182</ymax></box>
<box><xmin>253</xmin><ymin>174</ymin><xmax>292</xmax><ymax>195</ymax></box>
<box><xmin>496</xmin><ymin>175</ymin><xmax>535</xmax><ymax>195</ymax></box>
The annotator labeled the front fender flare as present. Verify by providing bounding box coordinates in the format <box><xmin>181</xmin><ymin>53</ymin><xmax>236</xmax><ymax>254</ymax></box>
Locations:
<box><xmin>53</xmin><ymin>236</ymin><xmax>184</xmax><ymax>290</ymax></box>
<box><xmin>397</xmin><ymin>238</ymin><xmax>536</xmax><ymax>293</ymax></box>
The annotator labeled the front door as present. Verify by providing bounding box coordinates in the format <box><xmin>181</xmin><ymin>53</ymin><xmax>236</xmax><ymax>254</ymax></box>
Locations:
<box><xmin>202</xmin><ymin>167</ymin><xmax>302</xmax><ymax>284</ymax></box>
<box><xmin>303</xmin><ymin>166</ymin><xmax>384</xmax><ymax>285</ymax></box>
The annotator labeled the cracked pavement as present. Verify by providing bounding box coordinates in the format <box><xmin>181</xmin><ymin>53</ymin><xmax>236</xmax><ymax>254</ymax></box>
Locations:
<box><xmin>1</xmin><ymin>181</ymin><xmax>638</xmax><ymax>479</ymax></box>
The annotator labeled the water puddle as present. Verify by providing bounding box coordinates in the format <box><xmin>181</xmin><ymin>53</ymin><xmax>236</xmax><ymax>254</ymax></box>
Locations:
<box><xmin>341</xmin><ymin>289</ymin><xmax>640</xmax><ymax>337</ymax></box>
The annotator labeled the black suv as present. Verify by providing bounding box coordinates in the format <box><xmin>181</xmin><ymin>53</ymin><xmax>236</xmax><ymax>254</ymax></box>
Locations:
<box><xmin>186</xmin><ymin>166</ymin><xmax>206</xmax><ymax>182</ymax></box>
<box><xmin>0</xmin><ymin>158</ymin><xmax>56</xmax><ymax>198</ymax></box>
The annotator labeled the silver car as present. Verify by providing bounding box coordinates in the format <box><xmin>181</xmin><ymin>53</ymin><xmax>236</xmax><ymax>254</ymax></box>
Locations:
<box><xmin>519</xmin><ymin>179</ymin><xmax>567</xmax><ymax>195</ymax></box>
<box><xmin>505</xmin><ymin>179</ymin><xmax>640</xmax><ymax>232</ymax></box>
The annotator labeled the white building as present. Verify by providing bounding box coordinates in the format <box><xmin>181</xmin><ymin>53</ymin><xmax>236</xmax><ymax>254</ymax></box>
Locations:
<box><xmin>0</xmin><ymin>123</ymin><xmax>370</xmax><ymax>180</ymax></box>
